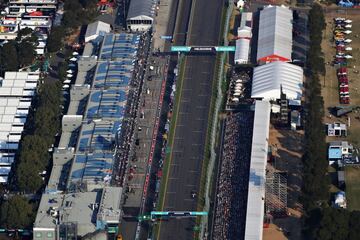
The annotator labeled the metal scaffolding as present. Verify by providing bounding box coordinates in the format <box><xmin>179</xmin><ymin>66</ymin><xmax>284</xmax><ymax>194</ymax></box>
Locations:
<box><xmin>265</xmin><ymin>170</ymin><xmax>287</xmax><ymax>216</ymax></box>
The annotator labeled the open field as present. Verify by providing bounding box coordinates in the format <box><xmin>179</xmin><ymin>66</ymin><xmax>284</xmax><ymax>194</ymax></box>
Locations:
<box><xmin>345</xmin><ymin>166</ymin><xmax>360</xmax><ymax>211</ymax></box>
<box><xmin>322</xmin><ymin>12</ymin><xmax>360</xmax><ymax>120</ymax></box>
<box><xmin>321</xmin><ymin>10</ymin><xmax>360</xmax><ymax>210</ymax></box>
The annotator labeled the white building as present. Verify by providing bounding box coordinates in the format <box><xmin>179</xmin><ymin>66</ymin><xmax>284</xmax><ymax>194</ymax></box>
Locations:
<box><xmin>234</xmin><ymin>38</ymin><xmax>251</xmax><ymax>64</ymax></box>
<box><xmin>85</xmin><ymin>21</ymin><xmax>111</xmax><ymax>43</ymax></box>
<box><xmin>0</xmin><ymin>0</ymin><xmax>56</xmax><ymax>53</ymax></box>
<box><xmin>234</xmin><ymin>12</ymin><xmax>252</xmax><ymax>64</ymax></box>
<box><xmin>126</xmin><ymin>0</ymin><xmax>156</xmax><ymax>31</ymax></box>
<box><xmin>7</xmin><ymin>0</ymin><xmax>57</xmax><ymax>16</ymax></box>
<box><xmin>244</xmin><ymin>100</ymin><xmax>271</xmax><ymax>240</ymax></box>
<box><xmin>327</xmin><ymin>122</ymin><xmax>347</xmax><ymax>137</ymax></box>
<box><xmin>257</xmin><ymin>5</ymin><xmax>292</xmax><ymax>63</ymax></box>
<box><xmin>0</xmin><ymin>72</ymin><xmax>39</xmax><ymax>183</ymax></box>
<box><xmin>251</xmin><ymin>61</ymin><xmax>303</xmax><ymax>105</ymax></box>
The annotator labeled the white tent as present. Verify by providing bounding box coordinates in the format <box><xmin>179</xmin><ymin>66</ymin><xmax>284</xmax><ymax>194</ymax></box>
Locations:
<box><xmin>257</xmin><ymin>5</ymin><xmax>292</xmax><ymax>62</ymax></box>
<box><xmin>66</xmin><ymin>74</ymin><xmax>73</xmax><ymax>78</ymax></box>
<box><xmin>237</xmin><ymin>26</ymin><xmax>252</xmax><ymax>38</ymax></box>
<box><xmin>85</xmin><ymin>21</ymin><xmax>111</xmax><ymax>43</ymax></box>
<box><xmin>66</xmin><ymin>70</ymin><xmax>73</xmax><ymax>74</ymax></box>
<box><xmin>72</xmin><ymin>52</ymin><xmax>79</xmax><ymax>56</ymax></box>
<box><xmin>251</xmin><ymin>61</ymin><xmax>303</xmax><ymax>105</ymax></box>
<box><xmin>244</xmin><ymin>100</ymin><xmax>271</xmax><ymax>240</ymax></box>
<box><xmin>234</xmin><ymin>38</ymin><xmax>250</xmax><ymax>64</ymax></box>
<box><xmin>69</xmin><ymin>57</ymin><xmax>77</xmax><ymax>62</ymax></box>
<box><xmin>126</xmin><ymin>0</ymin><xmax>155</xmax><ymax>31</ymax></box>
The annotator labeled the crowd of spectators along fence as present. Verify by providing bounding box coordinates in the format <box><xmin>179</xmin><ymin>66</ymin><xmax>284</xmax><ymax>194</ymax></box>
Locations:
<box><xmin>213</xmin><ymin>112</ymin><xmax>254</xmax><ymax>239</ymax></box>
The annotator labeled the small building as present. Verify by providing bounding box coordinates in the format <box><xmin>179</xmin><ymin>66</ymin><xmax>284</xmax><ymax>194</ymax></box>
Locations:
<box><xmin>290</xmin><ymin>110</ymin><xmax>301</xmax><ymax>130</ymax></box>
<box><xmin>334</xmin><ymin>191</ymin><xmax>347</xmax><ymax>209</ymax></box>
<box><xmin>327</xmin><ymin>122</ymin><xmax>347</xmax><ymax>137</ymax></box>
<box><xmin>85</xmin><ymin>21</ymin><xmax>111</xmax><ymax>43</ymax></box>
<box><xmin>126</xmin><ymin>0</ymin><xmax>155</xmax><ymax>32</ymax></box>
<box><xmin>234</xmin><ymin>12</ymin><xmax>252</xmax><ymax>64</ymax></box>
<box><xmin>328</xmin><ymin>141</ymin><xmax>353</xmax><ymax>164</ymax></box>
<box><xmin>338</xmin><ymin>170</ymin><xmax>345</xmax><ymax>188</ymax></box>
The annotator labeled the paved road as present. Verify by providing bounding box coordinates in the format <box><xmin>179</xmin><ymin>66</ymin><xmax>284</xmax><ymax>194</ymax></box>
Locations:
<box><xmin>158</xmin><ymin>0</ymin><xmax>224</xmax><ymax>239</ymax></box>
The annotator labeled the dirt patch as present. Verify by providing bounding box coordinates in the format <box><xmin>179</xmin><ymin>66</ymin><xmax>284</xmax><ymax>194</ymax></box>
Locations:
<box><xmin>345</xmin><ymin>165</ymin><xmax>360</xmax><ymax>210</ymax></box>
<box><xmin>228</xmin><ymin>7</ymin><xmax>241</xmax><ymax>41</ymax></box>
<box><xmin>263</xmin><ymin>224</ymin><xmax>287</xmax><ymax>240</ymax></box>
<box><xmin>262</xmin><ymin>125</ymin><xmax>303</xmax><ymax>240</ymax></box>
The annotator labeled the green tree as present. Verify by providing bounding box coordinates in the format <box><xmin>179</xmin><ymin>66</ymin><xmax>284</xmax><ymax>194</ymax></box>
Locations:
<box><xmin>17</xmin><ymin>41</ymin><xmax>36</xmax><ymax>66</ymax></box>
<box><xmin>16</xmin><ymin>158</ymin><xmax>44</xmax><ymax>192</ymax></box>
<box><xmin>64</xmin><ymin>0</ymin><xmax>83</xmax><ymax>11</ymax></box>
<box><xmin>1</xmin><ymin>41</ymin><xmax>19</xmax><ymax>71</ymax></box>
<box><xmin>15</xmin><ymin>81</ymin><xmax>62</xmax><ymax>193</ymax></box>
<box><xmin>349</xmin><ymin>211</ymin><xmax>360</xmax><ymax>240</ymax></box>
<box><xmin>47</xmin><ymin>26</ymin><xmax>65</xmax><ymax>53</ymax></box>
<box><xmin>80</xmin><ymin>0</ymin><xmax>98</xmax><ymax>8</ymax></box>
<box><xmin>16</xmin><ymin>27</ymin><xmax>33</xmax><ymax>41</ymax></box>
<box><xmin>62</xmin><ymin>10</ymin><xmax>81</xmax><ymax>29</ymax></box>
<box><xmin>57</xmin><ymin>62</ymin><xmax>68</xmax><ymax>81</ymax></box>
<box><xmin>0</xmin><ymin>196</ymin><xmax>34</xmax><ymax>228</ymax></box>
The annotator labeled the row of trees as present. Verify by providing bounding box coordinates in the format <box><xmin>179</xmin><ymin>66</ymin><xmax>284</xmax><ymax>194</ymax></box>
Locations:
<box><xmin>302</xmin><ymin>4</ymin><xmax>360</xmax><ymax>239</ymax></box>
<box><xmin>62</xmin><ymin>0</ymin><xmax>99</xmax><ymax>29</ymax></box>
<box><xmin>47</xmin><ymin>0</ymin><xmax>99</xmax><ymax>53</ymax></box>
<box><xmin>302</xmin><ymin>3</ymin><xmax>328</xmax><ymax>210</ymax></box>
<box><xmin>305</xmin><ymin>207</ymin><xmax>360</xmax><ymax>240</ymax></box>
<box><xmin>15</xmin><ymin>81</ymin><xmax>63</xmax><ymax>192</ymax></box>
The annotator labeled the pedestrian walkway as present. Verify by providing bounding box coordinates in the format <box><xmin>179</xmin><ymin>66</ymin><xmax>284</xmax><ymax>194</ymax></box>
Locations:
<box><xmin>153</xmin><ymin>0</ymin><xmax>174</xmax><ymax>51</ymax></box>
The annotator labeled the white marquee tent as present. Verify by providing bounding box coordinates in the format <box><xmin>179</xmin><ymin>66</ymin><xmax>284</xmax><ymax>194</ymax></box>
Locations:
<box><xmin>251</xmin><ymin>61</ymin><xmax>303</xmax><ymax>105</ymax></box>
<box><xmin>257</xmin><ymin>5</ymin><xmax>293</xmax><ymax>62</ymax></box>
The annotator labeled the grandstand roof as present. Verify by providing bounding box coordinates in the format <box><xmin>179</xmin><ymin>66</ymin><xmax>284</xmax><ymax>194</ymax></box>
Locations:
<box><xmin>35</xmin><ymin>33</ymin><xmax>135</xmax><ymax>237</ymax></box>
<box><xmin>126</xmin><ymin>0</ymin><xmax>155</xmax><ymax>21</ymax></box>
<box><xmin>257</xmin><ymin>5</ymin><xmax>292</xmax><ymax>62</ymax></box>
<box><xmin>67</xmin><ymin>33</ymin><xmax>139</xmax><ymax>190</ymax></box>
<box><xmin>244</xmin><ymin>100</ymin><xmax>271</xmax><ymax>240</ymax></box>
<box><xmin>251</xmin><ymin>61</ymin><xmax>303</xmax><ymax>103</ymax></box>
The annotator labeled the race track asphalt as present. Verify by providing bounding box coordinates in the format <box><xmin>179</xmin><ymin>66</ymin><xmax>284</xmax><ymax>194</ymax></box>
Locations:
<box><xmin>158</xmin><ymin>0</ymin><xmax>224</xmax><ymax>239</ymax></box>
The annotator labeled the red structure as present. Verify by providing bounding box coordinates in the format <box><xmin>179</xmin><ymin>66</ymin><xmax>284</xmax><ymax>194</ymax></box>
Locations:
<box><xmin>258</xmin><ymin>54</ymin><xmax>290</xmax><ymax>63</ymax></box>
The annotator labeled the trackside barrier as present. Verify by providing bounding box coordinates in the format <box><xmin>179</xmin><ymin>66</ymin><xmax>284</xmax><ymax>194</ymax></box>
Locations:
<box><xmin>199</xmin><ymin>2</ymin><xmax>233</xmax><ymax>239</ymax></box>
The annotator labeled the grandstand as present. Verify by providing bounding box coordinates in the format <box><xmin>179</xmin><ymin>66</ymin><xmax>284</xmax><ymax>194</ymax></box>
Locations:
<box><xmin>213</xmin><ymin>110</ymin><xmax>254</xmax><ymax>239</ymax></box>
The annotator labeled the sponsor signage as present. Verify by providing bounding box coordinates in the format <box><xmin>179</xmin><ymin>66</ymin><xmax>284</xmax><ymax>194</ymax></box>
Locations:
<box><xmin>171</xmin><ymin>46</ymin><xmax>191</xmax><ymax>52</ymax></box>
<box><xmin>215</xmin><ymin>46</ymin><xmax>236</xmax><ymax>52</ymax></box>
<box><xmin>161</xmin><ymin>35</ymin><xmax>173</xmax><ymax>39</ymax></box>
<box><xmin>191</xmin><ymin>46</ymin><xmax>215</xmax><ymax>52</ymax></box>
<box><xmin>171</xmin><ymin>46</ymin><xmax>235</xmax><ymax>52</ymax></box>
